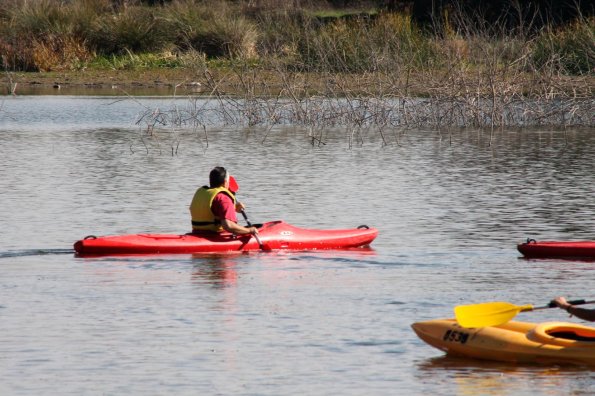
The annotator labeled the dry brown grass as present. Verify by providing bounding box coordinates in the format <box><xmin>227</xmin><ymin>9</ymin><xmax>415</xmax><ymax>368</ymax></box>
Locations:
<box><xmin>31</xmin><ymin>35</ymin><xmax>95</xmax><ymax>72</ymax></box>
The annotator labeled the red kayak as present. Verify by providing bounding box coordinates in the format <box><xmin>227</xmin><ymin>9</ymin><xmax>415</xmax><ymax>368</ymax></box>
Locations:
<box><xmin>74</xmin><ymin>221</ymin><xmax>378</xmax><ymax>256</ymax></box>
<box><xmin>518</xmin><ymin>239</ymin><xmax>595</xmax><ymax>259</ymax></box>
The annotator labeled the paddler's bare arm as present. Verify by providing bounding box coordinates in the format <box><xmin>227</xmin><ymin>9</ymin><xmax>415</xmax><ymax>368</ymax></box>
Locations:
<box><xmin>552</xmin><ymin>297</ymin><xmax>595</xmax><ymax>322</ymax></box>
<box><xmin>221</xmin><ymin>219</ymin><xmax>258</xmax><ymax>235</ymax></box>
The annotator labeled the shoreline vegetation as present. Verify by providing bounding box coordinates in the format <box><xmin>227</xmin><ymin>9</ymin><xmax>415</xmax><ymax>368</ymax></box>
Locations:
<box><xmin>1</xmin><ymin>0</ymin><xmax>594</xmax><ymax>130</ymax></box>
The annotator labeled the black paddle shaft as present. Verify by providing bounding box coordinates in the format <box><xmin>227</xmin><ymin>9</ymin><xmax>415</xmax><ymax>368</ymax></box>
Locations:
<box><xmin>545</xmin><ymin>299</ymin><xmax>587</xmax><ymax>309</ymax></box>
<box><xmin>241</xmin><ymin>210</ymin><xmax>252</xmax><ymax>227</ymax></box>
<box><xmin>240</xmin><ymin>209</ymin><xmax>267</xmax><ymax>250</ymax></box>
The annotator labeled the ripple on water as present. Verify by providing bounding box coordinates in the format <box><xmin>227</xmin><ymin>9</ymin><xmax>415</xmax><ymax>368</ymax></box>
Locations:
<box><xmin>1</xmin><ymin>108</ymin><xmax>594</xmax><ymax>395</ymax></box>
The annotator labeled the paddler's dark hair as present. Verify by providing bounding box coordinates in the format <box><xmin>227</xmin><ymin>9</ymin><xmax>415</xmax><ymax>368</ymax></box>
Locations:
<box><xmin>209</xmin><ymin>166</ymin><xmax>228</xmax><ymax>187</ymax></box>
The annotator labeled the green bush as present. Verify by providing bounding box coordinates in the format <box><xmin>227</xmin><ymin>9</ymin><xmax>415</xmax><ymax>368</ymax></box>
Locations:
<box><xmin>531</xmin><ymin>18</ymin><xmax>595</xmax><ymax>75</ymax></box>
<box><xmin>370</xmin><ymin>13</ymin><xmax>438</xmax><ymax>69</ymax></box>
<box><xmin>279</xmin><ymin>12</ymin><xmax>437</xmax><ymax>73</ymax></box>
<box><xmin>9</xmin><ymin>0</ymin><xmax>73</xmax><ymax>37</ymax></box>
<box><xmin>167</xmin><ymin>0</ymin><xmax>258</xmax><ymax>59</ymax></box>
<box><xmin>87</xmin><ymin>6</ymin><xmax>175</xmax><ymax>55</ymax></box>
<box><xmin>0</xmin><ymin>0</ymin><xmax>105</xmax><ymax>71</ymax></box>
<box><xmin>90</xmin><ymin>51</ymin><xmax>185</xmax><ymax>70</ymax></box>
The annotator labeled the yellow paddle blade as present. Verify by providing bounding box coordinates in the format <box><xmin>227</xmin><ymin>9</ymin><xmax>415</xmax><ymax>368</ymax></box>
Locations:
<box><xmin>454</xmin><ymin>302</ymin><xmax>534</xmax><ymax>328</ymax></box>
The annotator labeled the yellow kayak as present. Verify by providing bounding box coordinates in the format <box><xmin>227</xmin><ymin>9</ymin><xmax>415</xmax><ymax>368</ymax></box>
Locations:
<box><xmin>411</xmin><ymin>319</ymin><xmax>595</xmax><ymax>366</ymax></box>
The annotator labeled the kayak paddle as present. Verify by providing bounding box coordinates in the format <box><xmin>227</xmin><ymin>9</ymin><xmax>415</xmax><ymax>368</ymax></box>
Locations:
<box><xmin>454</xmin><ymin>299</ymin><xmax>594</xmax><ymax>328</ymax></box>
<box><xmin>229</xmin><ymin>176</ymin><xmax>269</xmax><ymax>251</ymax></box>
<box><xmin>229</xmin><ymin>175</ymin><xmax>239</xmax><ymax>193</ymax></box>
<box><xmin>240</xmin><ymin>210</ymin><xmax>270</xmax><ymax>251</ymax></box>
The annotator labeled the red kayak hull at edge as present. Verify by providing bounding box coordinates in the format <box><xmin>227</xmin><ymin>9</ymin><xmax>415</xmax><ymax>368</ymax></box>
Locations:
<box><xmin>74</xmin><ymin>220</ymin><xmax>378</xmax><ymax>256</ymax></box>
<box><xmin>518</xmin><ymin>240</ymin><xmax>595</xmax><ymax>259</ymax></box>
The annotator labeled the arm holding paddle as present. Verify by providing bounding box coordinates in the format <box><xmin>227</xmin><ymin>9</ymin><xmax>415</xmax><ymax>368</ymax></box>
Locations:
<box><xmin>220</xmin><ymin>218</ymin><xmax>258</xmax><ymax>235</ymax></box>
<box><xmin>220</xmin><ymin>201</ymin><xmax>258</xmax><ymax>236</ymax></box>
<box><xmin>551</xmin><ymin>296</ymin><xmax>595</xmax><ymax>322</ymax></box>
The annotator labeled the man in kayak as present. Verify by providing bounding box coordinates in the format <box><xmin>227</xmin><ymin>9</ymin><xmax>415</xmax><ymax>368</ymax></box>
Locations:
<box><xmin>552</xmin><ymin>296</ymin><xmax>595</xmax><ymax>322</ymax></box>
<box><xmin>190</xmin><ymin>166</ymin><xmax>258</xmax><ymax>236</ymax></box>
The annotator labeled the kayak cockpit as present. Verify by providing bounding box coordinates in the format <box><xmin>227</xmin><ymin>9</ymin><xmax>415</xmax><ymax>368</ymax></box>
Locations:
<box><xmin>528</xmin><ymin>322</ymin><xmax>595</xmax><ymax>347</ymax></box>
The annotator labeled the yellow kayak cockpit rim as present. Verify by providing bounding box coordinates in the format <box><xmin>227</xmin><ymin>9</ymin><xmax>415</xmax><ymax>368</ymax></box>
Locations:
<box><xmin>529</xmin><ymin>322</ymin><xmax>595</xmax><ymax>347</ymax></box>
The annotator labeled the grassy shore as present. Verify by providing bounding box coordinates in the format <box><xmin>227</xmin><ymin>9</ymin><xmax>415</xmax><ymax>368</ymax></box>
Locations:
<box><xmin>2</xmin><ymin>0</ymin><xmax>593</xmax><ymax>128</ymax></box>
<box><xmin>6</xmin><ymin>66</ymin><xmax>594</xmax><ymax>98</ymax></box>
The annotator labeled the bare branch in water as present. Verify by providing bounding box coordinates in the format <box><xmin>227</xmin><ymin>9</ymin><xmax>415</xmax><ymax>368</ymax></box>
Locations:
<box><xmin>130</xmin><ymin>45</ymin><xmax>592</xmax><ymax>150</ymax></box>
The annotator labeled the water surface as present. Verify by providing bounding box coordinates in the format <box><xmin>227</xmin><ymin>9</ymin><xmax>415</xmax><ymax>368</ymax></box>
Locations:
<box><xmin>0</xmin><ymin>96</ymin><xmax>594</xmax><ymax>395</ymax></box>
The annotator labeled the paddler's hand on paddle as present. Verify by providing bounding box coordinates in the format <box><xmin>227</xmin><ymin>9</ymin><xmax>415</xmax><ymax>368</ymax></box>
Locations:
<box><xmin>235</xmin><ymin>201</ymin><xmax>246</xmax><ymax>213</ymax></box>
<box><xmin>551</xmin><ymin>296</ymin><xmax>595</xmax><ymax>322</ymax></box>
<box><xmin>551</xmin><ymin>296</ymin><xmax>571</xmax><ymax>310</ymax></box>
<box><xmin>235</xmin><ymin>207</ymin><xmax>265</xmax><ymax>249</ymax></box>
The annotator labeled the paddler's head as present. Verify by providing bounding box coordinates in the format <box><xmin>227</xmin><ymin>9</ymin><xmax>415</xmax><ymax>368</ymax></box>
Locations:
<box><xmin>209</xmin><ymin>166</ymin><xmax>230</xmax><ymax>188</ymax></box>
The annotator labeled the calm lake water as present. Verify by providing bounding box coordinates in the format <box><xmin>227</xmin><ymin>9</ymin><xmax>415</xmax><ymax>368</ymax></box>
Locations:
<box><xmin>0</xmin><ymin>96</ymin><xmax>594</xmax><ymax>395</ymax></box>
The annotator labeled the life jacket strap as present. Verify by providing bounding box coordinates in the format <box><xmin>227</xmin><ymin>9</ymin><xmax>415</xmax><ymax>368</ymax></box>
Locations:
<box><xmin>192</xmin><ymin>220</ymin><xmax>221</xmax><ymax>226</ymax></box>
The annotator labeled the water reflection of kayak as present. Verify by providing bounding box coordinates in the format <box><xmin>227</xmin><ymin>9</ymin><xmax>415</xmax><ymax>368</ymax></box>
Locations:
<box><xmin>412</xmin><ymin>318</ymin><xmax>595</xmax><ymax>366</ymax></box>
<box><xmin>517</xmin><ymin>239</ymin><xmax>595</xmax><ymax>259</ymax></box>
<box><xmin>74</xmin><ymin>220</ymin><xmax>378</xmax><ymax>256</ymax></box>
